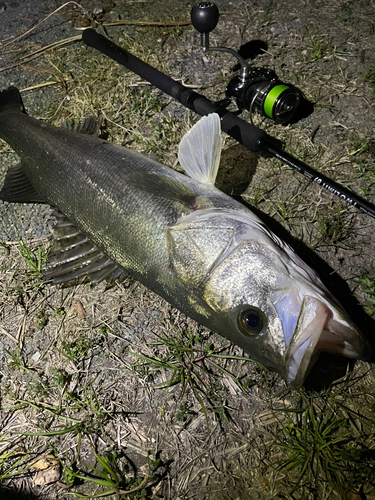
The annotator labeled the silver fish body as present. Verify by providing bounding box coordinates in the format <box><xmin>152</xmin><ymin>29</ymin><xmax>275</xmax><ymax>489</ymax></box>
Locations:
<box><xmin>0</xmin><ymin>87</ymin><xmax>371</xmax><ymax>386</ymax></box>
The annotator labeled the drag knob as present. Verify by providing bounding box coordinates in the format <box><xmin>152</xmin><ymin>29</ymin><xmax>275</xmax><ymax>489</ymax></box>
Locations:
<box><xmin>191</xmin><ymin>2</ymin><xmax>219</xmax><ymax>34</ymax></box>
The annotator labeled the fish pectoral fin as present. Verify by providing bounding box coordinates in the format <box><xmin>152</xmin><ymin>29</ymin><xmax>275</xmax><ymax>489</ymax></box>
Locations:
<box><xmin>127</xmin><ymin>172</ymin><xmax>200</xmax><ymax>209</ymax></box>
<box><xmin>44</xmin><ymin>211</ymin><xmax>127</xmax><ymax>286</ymax></box>
<box><xmin>0</xmin><ymin>162</ymin><xmax>47</xmax><ymax>203</ymax></box>
<box><xmin>178</xmin><ymin>113</ymin><xmax>221</xmax><ymax>185</ymax></box>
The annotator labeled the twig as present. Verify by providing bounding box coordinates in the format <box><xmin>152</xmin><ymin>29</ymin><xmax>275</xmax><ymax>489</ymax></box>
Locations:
<box><xmin>0</xmin><ymin>35</ymin><xmax>82</xmax><ymax>73</ymax></box>
<box><xmin>0</xmin><ymin>326</ymin><xmax>18</xmax><ymax>344</ymax></box>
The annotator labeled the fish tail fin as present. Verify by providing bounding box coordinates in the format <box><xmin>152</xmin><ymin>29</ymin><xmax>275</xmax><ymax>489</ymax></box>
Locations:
<box><xmin>0</xmin><ymin>87</ymin><xmax>25</xmax><ymax>114</ymax></box>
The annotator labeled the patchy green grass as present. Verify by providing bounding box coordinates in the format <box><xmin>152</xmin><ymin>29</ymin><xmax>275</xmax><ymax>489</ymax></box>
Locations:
<box><xmin>356</xmin><ymin>275</ymin><xmax>375</xmax><ymax>315</ymax></box>
<box><xmin>274</xmin><ymin>388</ymin><xmax>375</xmax><ymax>496</ymax></box>
<box><xmin>0</xmin><ymin>240</ymin><xmax>50</xmax><ymax>297</ymax></box>
<box><xmin>130</xmin><ymin>322</ymin><xmax>262</xmax><ymax>427</ymax></box>
<box><xmin>0</xmin><ymin>433</ymin><xmax>31</xmax><ymax>483</ymax></box>
<box><xmin>60</xmin><ymin>449</ymin><xmax>161</xmax><ymax>499</ymax></box>
<box><xmin>260</xmin><ymin>367</ymin><xmax>375</xmax><ymax>499</ymax></box>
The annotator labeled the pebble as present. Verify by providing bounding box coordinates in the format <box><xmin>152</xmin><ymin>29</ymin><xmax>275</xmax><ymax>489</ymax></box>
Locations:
<box><xmin>92</xmin><ymin>4</ymin><xmax>103</xmax><ymax>15</ymax></box>
<box><xmin>249</xmin><ymin>493</ymin><xmax>260</xmax><ymax>500</ymax></box>
<box><xmin>31</xmin><ymin>351</ymin><xmax>41</xmax><ymax>362</ymax></box>
<box><xmin>346</xmin><ymin>493</ymin><xmax>361</xmax><ymax>500</ymax></box>
<box><xmin>110</xmin><ymin>10</ymin><xmax>121</xmax><ymax>21</ymax></box>
<box><xmin>0</xmin><ymin>200</ymin><xmax>53</xmax><ymax>242</ymax></box>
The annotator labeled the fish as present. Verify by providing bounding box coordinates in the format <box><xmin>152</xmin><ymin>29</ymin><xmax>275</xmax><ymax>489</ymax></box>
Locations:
<box><xmin>0</xmin><ymin>86</ymin><xmax>371</xmax><ymax>387</ymax></box>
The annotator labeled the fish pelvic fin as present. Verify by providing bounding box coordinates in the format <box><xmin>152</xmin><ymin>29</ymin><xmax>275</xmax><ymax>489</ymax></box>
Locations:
<box><xmin>0</xmin><ymin>162</ymin><xmax>47</xmax><ymax>203</ymax></box>
<box><xmin>44</xmin><ymin>211</ymin><xmax>127</xmax><ymax>286</ymax></box>
<box><xmin>178</xmin><ymin>113</ymin><xmax>221</xmax><ymax>185</ymax></box>
<box><xmin>0</xmin><ymin>87</ymin><xmax>25</xmax><ymax>114</ymax></box>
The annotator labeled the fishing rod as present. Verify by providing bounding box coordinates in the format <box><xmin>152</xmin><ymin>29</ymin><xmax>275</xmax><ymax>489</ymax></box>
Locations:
<box><xmin>81</xmin><ymin>3</ymin><xmax>375</xmax><ymax>221</ymax></box>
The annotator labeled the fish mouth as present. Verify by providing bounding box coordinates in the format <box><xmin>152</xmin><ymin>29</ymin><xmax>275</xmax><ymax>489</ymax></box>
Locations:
<box><xmin>285</xmin><ymin>296</ymin><xmax>372</xmax><ymax>387</ymax></box>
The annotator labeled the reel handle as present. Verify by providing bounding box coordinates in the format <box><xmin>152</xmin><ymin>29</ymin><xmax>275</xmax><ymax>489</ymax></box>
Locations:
<box><xmin>190</xmin><ymin>2</ymin><xmax>219</xmax><ymax>34</ymax></box>
<box><xmin>191</xmin><ymin>2</ymin><xmax>249</xmax><ymax>81</ymax></box>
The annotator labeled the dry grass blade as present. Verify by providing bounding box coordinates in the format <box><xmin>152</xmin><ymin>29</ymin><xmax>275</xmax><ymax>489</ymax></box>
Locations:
<box><xmin>0</xmin><ymin>2</ymin><xmax>84</xmax><ymax>49</ymax></box>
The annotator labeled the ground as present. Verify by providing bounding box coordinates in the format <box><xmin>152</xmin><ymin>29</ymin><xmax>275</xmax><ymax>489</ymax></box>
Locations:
<box><xmin>0</xmin><ymin>0</ymin><xmax>375</xmax><ymax>499</ymax></box>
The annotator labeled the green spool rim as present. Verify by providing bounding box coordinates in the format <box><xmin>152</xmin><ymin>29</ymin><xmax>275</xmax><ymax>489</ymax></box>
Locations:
<box><xmin>263</xmin><ymin>85</ymin><xmax>289</xmax><ymax>119</ymax></box>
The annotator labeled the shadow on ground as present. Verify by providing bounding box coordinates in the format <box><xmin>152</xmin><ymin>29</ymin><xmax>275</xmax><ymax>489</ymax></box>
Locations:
<box><xmin>0</xmin><ymin>485</ymin><xmax>52</xmax><ymax>500</ymax></box>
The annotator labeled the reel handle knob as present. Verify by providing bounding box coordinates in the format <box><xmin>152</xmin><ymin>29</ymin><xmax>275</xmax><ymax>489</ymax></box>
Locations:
<box><xmin>191</xmin><ymin>2</ymin><xmax>219</xmax><ymax>34</ymax></box>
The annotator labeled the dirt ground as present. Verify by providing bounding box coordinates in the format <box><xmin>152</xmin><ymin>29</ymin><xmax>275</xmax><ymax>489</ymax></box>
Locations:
<box><xmin>0</xmin><ymin>0</ymin><xmax>375</xmax><ymax>499</ymax></box>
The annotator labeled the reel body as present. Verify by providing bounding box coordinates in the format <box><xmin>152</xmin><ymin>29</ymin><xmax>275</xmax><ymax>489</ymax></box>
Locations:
<box><xmin>191</xmin><ymin>1</ymin><xmax>301</xmax><ymax>123</ymax></box>
<box><xmin>226</xmin><ymin>69</ymin><xmax>301</xmax><ymax>123</ymax></box>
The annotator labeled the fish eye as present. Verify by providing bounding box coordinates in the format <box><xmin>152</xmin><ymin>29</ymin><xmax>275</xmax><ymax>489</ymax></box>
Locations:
<box><xmin>238</xmin><ymin>307</ymin><xmax>265</xmax><ymax>336</ymax></box>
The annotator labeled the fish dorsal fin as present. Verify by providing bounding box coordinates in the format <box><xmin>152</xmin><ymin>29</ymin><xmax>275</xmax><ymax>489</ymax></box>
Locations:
<box><xmin>61</xmin><ymin>116</ymin><xmax>99</xmax><ymax>135</ymax></box>
<box><xmin>44</xmin><ymin>211</ymin><xmax>126</xmax><ymax>286</ymax></box>
<box><xmin>178</xmin><ymin>113</ymin><xmax>221</xmax><ymax>185</ymax></box>
<box><xmin>0</xmin><ymin>162</ymin><xmax>46</xmax><ymax>203</ymax></box>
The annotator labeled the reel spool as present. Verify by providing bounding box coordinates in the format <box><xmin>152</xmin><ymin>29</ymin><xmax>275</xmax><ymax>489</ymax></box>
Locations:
<box><xmin>226</xmin><ymin>68</ymin><xmax>301</xmax><ymax>123</ymax></box>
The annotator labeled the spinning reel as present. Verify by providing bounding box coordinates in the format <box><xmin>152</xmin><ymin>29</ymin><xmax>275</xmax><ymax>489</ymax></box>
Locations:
<box><xmin>191</xmin><ymin>1</ymin><xmax>301</xmax><ymax>124</ymax></box>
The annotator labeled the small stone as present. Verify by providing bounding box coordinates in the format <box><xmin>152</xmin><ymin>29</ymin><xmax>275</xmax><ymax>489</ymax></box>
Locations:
<box><xmin>31</xmin><ymin>351</ymin><xmax>41</xmax><ymax>362</ymax></box>
<box><xmin>346</xmin><ymin>492</ymin><xmax>361</xmax><ymax>500</ymax></box>
<box><xmin>195</xmin><ymin>494</ymin><xmax>205</xmax><ymax>500</ymax></box>
<box><xmin>110</xmin><ymin>10</ymin><xmax>121</xmax><ymax>21</ymax></box>
<box><xmin>92</xmin><ymin>4</ymin><xmax>103</xmax><ymax>15</ymax></box>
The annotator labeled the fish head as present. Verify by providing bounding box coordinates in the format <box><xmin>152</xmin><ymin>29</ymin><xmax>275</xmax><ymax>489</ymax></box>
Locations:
<box><xmin>168</xmin><ymin>209</ymin><xmax>372</xmax><ymax>387</ymax></box>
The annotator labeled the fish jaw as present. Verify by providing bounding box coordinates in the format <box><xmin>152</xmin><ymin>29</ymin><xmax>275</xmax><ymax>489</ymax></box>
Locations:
<box><xmin>284</xmin><ymin>296</ymin><xmax>372</xmax><ymax>387</ymax></box>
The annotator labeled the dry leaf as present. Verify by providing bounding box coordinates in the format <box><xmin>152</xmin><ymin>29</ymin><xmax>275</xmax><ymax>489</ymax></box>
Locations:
<box><xmin>32</xmin><ymin>455</ymin><xmax>60</xmax><ymax>486</ymax></box>
<box><xmin>33</xmin><ymin>464</ymin><xmax>60</xmax><ymax>486</ymax></box>
<box><xmin>75</xmin><ymin>299</ymin><xmax>87</xmax><ymax>319</ymax></box>
<box><xmin>31</xmin><ymin>454</ymin><xmax>58</xmax><ymax>470</ymax></box>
